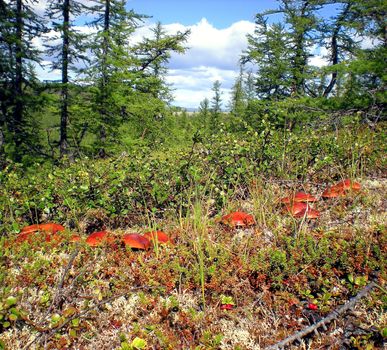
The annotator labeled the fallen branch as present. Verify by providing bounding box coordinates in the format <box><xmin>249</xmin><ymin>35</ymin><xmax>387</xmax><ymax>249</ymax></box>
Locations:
<box><xmin>265</xmin><ymin>281</ymin><xmax>379</xmax><ymax>350</ymax></box>
<box><xmin>45</xmin><ymin>246</ymin><xmax>80</xmax><ymax>317</ymax></box>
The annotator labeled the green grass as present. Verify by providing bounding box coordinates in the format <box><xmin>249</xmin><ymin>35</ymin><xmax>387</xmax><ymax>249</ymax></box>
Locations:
<box><xmin>0</xmin><ymin>120</ymin><xmax>385</xmax><ymax>349</ymax></box>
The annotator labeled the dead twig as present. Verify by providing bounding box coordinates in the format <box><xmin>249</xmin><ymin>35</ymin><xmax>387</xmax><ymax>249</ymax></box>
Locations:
<box><xmin>265</xmin><ymin>281</ymin><xmax>379</xmax><ymax>350</ymax></box>
<box><xmin>45</xmin><ymin>246</ymin><xmax>80</xmax><ymax>318</ymax></box>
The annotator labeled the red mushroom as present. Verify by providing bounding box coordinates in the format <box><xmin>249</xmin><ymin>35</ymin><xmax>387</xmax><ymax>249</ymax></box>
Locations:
<box><xmin>294</xmin><ymin>207</ymin><xmax>320</xmax><ymax>219</ymax></box>
<box><xmin>16</xmin><ymin>223</ymin><xmax>65</xmax><ymax>243</ymax></box>
<box><xmin>281</xmin><ymin>192</ymin><xmax>318</xmax><ymax>204</ymax></box>
<box><xmin>122</xmin><ymin>234</ymin><xmax>150</xmax><ymax>250</ymax></box>
<box><xmin>220</xmin><ymin>211</ymin><xmax>255</xmax><ymax>227</ymax></box>
<box><xmin>322</xmin><ymin>185</ymin><xmax>345</xmax><ymax>199</ymax></box>
<box><xmin>20</xmin><ymin>223</ymin><xmax>65</xmax><ymax>235</ymax></box>
<box><xmin>335</xmin><ymin>179</ymin><xmax>361</xmax><ymax>192</ymax></box>
<box><xmin>284</xmin><ymin>202</ymin><xmax>308</xmax><ymax>216</ymax></box>
<box><xmin>85</xmin><ymin>231</ymin><xmax>114</xmax><ymax>247</ymax></box>
<box><xmin>143</xmin><ymin>231</ymin><xmax>171</xmax><ymax>244</ymax></box>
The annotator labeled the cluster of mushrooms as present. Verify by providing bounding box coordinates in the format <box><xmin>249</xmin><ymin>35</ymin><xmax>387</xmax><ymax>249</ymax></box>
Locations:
<box><xmin>218</xmin><ymin>178</ymin><xmax>362</xmax><ymax>226</ymax></box>
<box><xmin>15</xmin><ymin>225</ymin><xmax>171</xmax><ymax>250</ymax></box>
<box><xmin>14</xmin><ymin>179</ymin><xmax>361</xmax><ymax>248</ymax></box>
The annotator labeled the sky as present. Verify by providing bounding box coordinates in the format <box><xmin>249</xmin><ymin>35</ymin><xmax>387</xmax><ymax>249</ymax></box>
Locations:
<box><xmin>33</xmin><ymin>0</ymin><xmax>335</xmax><ymax>109</ymax></box>
<box><xmin>127</xmin><ymin>1</ymin><xmax>277</xmax><ymax>108</ymax></box>
<box><xmin>33</xmin><ymin>0</ymin><xmax>279</xmax><ymax>109</ymax></box>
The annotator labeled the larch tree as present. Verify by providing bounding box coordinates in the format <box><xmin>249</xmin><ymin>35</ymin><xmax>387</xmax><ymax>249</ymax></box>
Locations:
<box><xmin>229</xmin><ymin>66</ymin><xmax>246</xmax><ymax>118</ymax></box>
<box><xmin>243</xmin><ymin>15</ymin><xmax>292</xmax><ymax>99</ymax></box>
<box><xmin>244</xmin><ymin>0</ymin><xmax>322</xmax><ymax>99</ymax></box>
<box><xmin>87</xmin><ymin>1</ymin><xmax>190</xmax><ymax>152</ymax></box>
<box><xmin>210</xmin><ymin>80</ymin><xmax>222</xmax><ymax>133</ymax></box>
<box><xmin>0</xmin><ymin>0</ymin><xmax>45</xmax><ymax>162</ymax></box>
<box><xmin>45</xmin><ymin>0</ymin><xmax>91</xmax><ymax>158</ymax></box>
<box><xmin>129</xmin><ymin>21</ymin><xmax>190</xmax><ymax>139</ymax></box>
<box><xmin>197</xmin><ymin>97</ymin><xmax>210</xmax><ymax>132</ymax></box>
<box><xmin>87</xmin><ymin>0</ymin><xmax>145</xmax><ymax>157</ymax></box>
<box><xmin>133</xmin><ymin>21</ymin><xmax>190</xmax><ymax>102</ymax></box>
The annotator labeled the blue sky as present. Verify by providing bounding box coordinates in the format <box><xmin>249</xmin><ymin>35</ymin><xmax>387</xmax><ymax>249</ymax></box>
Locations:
<box><xmin>125</xmin><ymin>0</ymin><xmax>277</xmax><ymax>108</ymax></box>
<box><xmin>34</xmin><ymin>0</ymin><xmax>337</xmax><ymax>109</ymax></box>
<box><xmin>127</xmin><ymin>0</ymin><xmax>274</xmax><ymax>28</ymax></box>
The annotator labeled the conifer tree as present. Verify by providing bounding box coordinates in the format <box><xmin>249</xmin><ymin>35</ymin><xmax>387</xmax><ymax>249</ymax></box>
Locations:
<box><xmin>45</xmin><ymin>0</ymin><xmax>90</xmax><ymax>158</ymax></box>
<box><xmin>244</xmin><ymin>16</ymin><xmax>292</xmax><ymax>99</ymax></box>
<box><xmin>87</xmin><ymin>0</ymin><xmax>144</xmax><ymax>156</ymax></box>
<box><xmin>87</xmin><ymin>1</ymin><xmax>190</xmax><ymax>153</ymax></box>
<box><xmin>343</xmin><ymin>0</ymin><xmax>386</xmax><ymax>105</ymax></box>
<box><xmin>210</xmin><ymin>80</ymin><xmax>222</xmax><ymax>132</ymax></box>
<box><xmin>133</xmin><ymin>21</ymin><xmax>190</xmax><ymax>102</ymax></box>
<box><xmin>229</xmin><ymin>66</ymin><xmax>247</xmax><ymax>118</ymax></box>
<box><xmin>243</xmin><ymin>70</ymin><xmax>256</xmax><ymax>102</ymax></box>
<box><xmin>197</xmin><ymin>97</ymin><xmax>210</xmax><ymax>132</ymax></box>
<box><xmin>0</xmin><ymin>0</ymin><xmax>45</xmax><ymax>162</ymax></box>
<box><xmin>280</xmin><ymin>0</ymin><xmax>320</xmax><ymax>96</ymax></box>
<box><xmin>244</xmin><ymin>0</ymin><xmax>321</xmax><ymax>99</ymax></box>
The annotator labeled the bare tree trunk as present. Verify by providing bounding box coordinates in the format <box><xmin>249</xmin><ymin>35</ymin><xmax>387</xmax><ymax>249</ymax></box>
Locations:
<box><xmin>98</xmin><ymin>0</ymin><xmax>110</xmax><ymax>158</ymax></box>
<box><xmin>59</xmin><ymin>0</ymin><xmax>70</xmax><ymax>158</ymax></box>
<box><xmin>323</xmin><ymin>3</ymin><xmax>351</xmax><ymax>97</ymax></box>
<box><xmin>13</xmin><ymin>0</ymin><xmax>23</xmax><ymax>162</ymax></box>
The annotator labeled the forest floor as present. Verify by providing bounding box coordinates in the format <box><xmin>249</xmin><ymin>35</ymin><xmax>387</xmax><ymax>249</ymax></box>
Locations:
<box><xmin>0</xmin><ymin>176</ymin><xmax>386</xmax><ymax>349</ymax></box>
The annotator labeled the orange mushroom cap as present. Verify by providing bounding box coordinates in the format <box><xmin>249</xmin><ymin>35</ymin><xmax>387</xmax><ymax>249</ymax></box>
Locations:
<box><xmin>122</xmin><ymin>234</ymin><xmax>150</xmax><ymax>250</ymax></box>
<box><xmin>285</xmin><ymin>202</ymin><xmax>308</xmax><ymax>216</ymax></box>
<box><xmin>281</xmin><ymin>192</ymin><xmax>318</xmax><ymax>204</ymax></box>
<box><xmin>86</xmin><ymin>231</ymin><xmax>114</xmax><ymax>247</ymax></box>
<box><xmin>220</xmin><ymin>211</ymin><xmax>255</xmax><ymax>227</ymax></box>
<box><xmin>17</xmin><ymin>223</ymin><xmax>65</xmax><ymax>243</ymax></box>
<box><xmin>20</xmin><ymin>223</ymin><xmax>65</xmax><ymax>235</ymax></box>
<box><xmin>335</xmin><ymin>179</ymin><xmax>361</xmax><ymax>191</ymax></box>
<box><xmin>143</xmin><ymin>231</ymin><xmax>170</xmax><ymax>244</ymax></box>
<box><xmin>294</xmin><ymin>207</ymin><xmax>320</xmax><ymax>219</ymax></box>
<box><xmin>322</xmin><ymin>185</ymin><xmax>345</xmax><ymax>198</ymax></box>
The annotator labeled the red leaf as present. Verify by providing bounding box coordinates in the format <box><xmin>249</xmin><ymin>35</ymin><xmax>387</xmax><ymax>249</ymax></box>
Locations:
<box><xmin>220</xmin><ymin>304</ymin><xmax>234</xmax><ymax>310</ymax></box>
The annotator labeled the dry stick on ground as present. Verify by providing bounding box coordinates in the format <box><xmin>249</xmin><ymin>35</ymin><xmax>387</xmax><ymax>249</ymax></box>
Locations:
<box><xmin>265</xmin><ymin>281</ymin><xmax>380</xmax><ymax>350</ymax></box>
<box><xmin>45</xmin><ymin>246</ymin><xmax>80</xmax><ymax>318</ymax></box>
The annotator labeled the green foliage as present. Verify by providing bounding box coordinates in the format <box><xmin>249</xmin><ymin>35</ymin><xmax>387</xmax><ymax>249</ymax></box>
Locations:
<box><xmin>0</xmin><ymin>295</ymin><xmax>27</xmax><ymax>332</ymax></box>
<box><xmin>210</xmin><ymin>80</ymin><xmax>222</xmax><ymax>133</ymax></box>
<box><xmin>0</xmin><ymin>116</ymin><xmax>383</xmax><ymax>234</ymax></box>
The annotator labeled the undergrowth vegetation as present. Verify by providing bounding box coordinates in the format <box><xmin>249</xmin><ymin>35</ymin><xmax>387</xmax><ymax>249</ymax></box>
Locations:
<box><xmin>0</xmin><ymin>118</ymin><xmax>386</xmax><ymax>349</ymax></box>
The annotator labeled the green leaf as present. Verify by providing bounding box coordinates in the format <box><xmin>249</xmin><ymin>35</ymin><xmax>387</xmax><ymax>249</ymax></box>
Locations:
<box><xmin>69</xmin><ymin>329</ymin><xmax>77</xmax><ymax>338</ymax></box>
<box><xmin>5</xmin><ymin>296</ymin><xmax>17</xmax><ymax>307</ymax></box>
<box><xmin>9</xmin><ymin>307</ymin><xmax>20</xmax><ymax>316</ymax></box>
<box><xmin>51</xmin><ymin>313</ymin><xmax>61</xmax><ymax>324</ymax></box>
<box><xmin>220</xmin><ymin>294</ymin><xmax>235</xmax><ymax>305</ymax></box>
<box><xmin>8</xmin><ymin>313</ymin><xmax>18</xmax><ymax>321</ymax></box>
<box><xmin>131</xmin><ymin>337</ymin><xmax>147</xmax><ymax>349</ymax></box>
<box><xmin>120</xmin><ymin>341</ymin><xmax>131</xmax><ymax>350</ymax></box>
<box><xmin>71</xmin><ymin>318</ymin><xmax>80</xmax><ymax>327</ymax></box>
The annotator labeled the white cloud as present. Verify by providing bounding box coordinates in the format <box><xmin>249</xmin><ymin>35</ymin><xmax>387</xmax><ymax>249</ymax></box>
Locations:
<box><xmin>166</xmin><ymin>66</ymin><xmax>237</xmax><ymax>108</ymax></box>
<box><xmin>167</xmin><ymin>18</ymin><xmax>255</xmax><ymax>71</ymax></box>
<box><xmin>32</xmin><ymin>16</ymin><xmax>255</xmax><ymax>109</ymax></box>
<box><xmin>309</xmin><ymin>45</ymin><xmax>329</xmax><ymax>67</ymax></box>
<box><xmin>131</xmin><ymin>18</ymin><xmax>256</xmax><ymax>108</ymax></box>
<box><xmin>164</xmin><ymin>18</ymin><xmax>255</xmax><ymax>108</ymax></box>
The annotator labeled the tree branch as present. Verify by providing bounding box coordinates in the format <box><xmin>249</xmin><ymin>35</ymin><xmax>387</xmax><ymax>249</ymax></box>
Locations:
<box><xmin>265</xmin><ymin>281</ymin><xmax>379</xmax><ymax>350</ymax></box>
